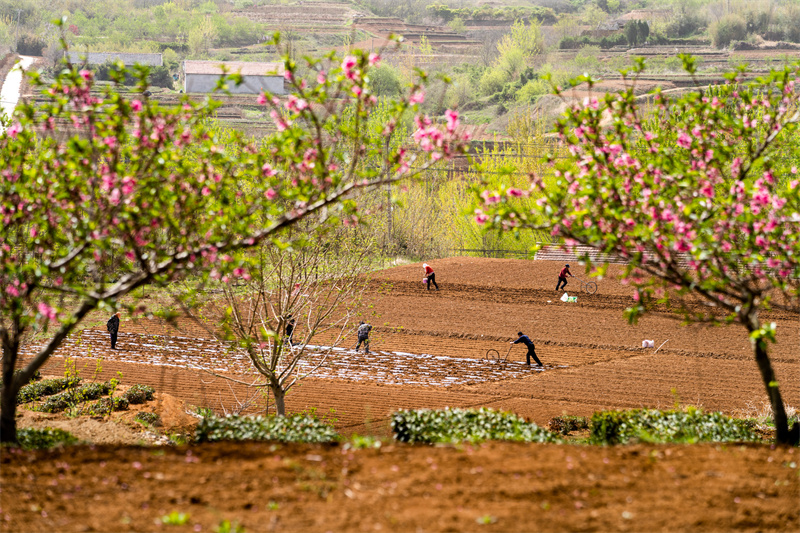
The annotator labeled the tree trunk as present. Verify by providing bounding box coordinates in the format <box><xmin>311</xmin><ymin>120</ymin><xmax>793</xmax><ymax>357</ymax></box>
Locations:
<box><xmin>1</xmin><ymin>342</ymin><xmax>20</xmax><ymax>444</ymax></box>
<box><xmin>271</xmin><ymin>383</ymin><xmax>286</xmax><ymax>417</ymax></box>
<box><xmin>746</xmin><ymin>314</ymin><xmax>800</xmax><ymax>445</ymax></box>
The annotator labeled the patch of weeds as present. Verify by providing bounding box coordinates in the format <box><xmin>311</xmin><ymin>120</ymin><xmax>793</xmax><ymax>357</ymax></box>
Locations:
<box><xmin>476</xmin><ymin>515</ymin><xmax>497</xmax><ymax>525</ymax></box>
<box><xmin>548</xmin><ymin>415</ymin><xmax>589</xmax><ymax>435</ymax></box>
<box><xmin>160</xmin><ymin>511</ymin><xmax>190</xmax><ymax>526</ymax></box>
<box><xmin>168</xmin><ymin>433</ymin><xmax>190</xmax><ymax>446</ymax></box>
<box><xmin>7</xmin><ymin>427</ymin><xmax>80</xmax><ymax>450</ymax></box>
<box><xmin>344</xmin><ymin>434</ymin><xmax>382</xmax><ymax>450</ymax></box>
<box><xmin>214</xmin><ymin>520</ymin><xmax>246</xmax><ymax>533</ymax></box>
<box><xmin>134</xmin><ymin>412</ymin><xmax>161</xmax><ymax>427</ymax></box>
<box><xmin>194</xmin><ymin>406</ymin><xmax>215</xmax><ymax>418</ymax></box>
<box><xmin>267</xmin><ymin>501</ymin><xmax>279</xmax><ymax>511</ymax></box>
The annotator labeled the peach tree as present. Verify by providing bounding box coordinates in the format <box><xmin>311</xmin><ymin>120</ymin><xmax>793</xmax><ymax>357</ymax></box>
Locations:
<box><xmin>0</xmin><ymin>38</ymin><xmax>466</xmax><ymax>443</ymax></box>
<box><xmin>474</xmin><ymin>59</ymin><xmax>800</xmax><ymax>444</ymax></box>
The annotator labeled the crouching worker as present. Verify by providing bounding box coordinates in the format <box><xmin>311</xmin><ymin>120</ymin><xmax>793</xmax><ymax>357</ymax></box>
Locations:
<box><xmin>510</xmin><ymin>331</ymin><xmax>543</xmax><ymax>368</ymax></box>
<box><xmin>355</xmin><ymin>321</ymin><xmax>372</xmax><ymax>354</ymax></box>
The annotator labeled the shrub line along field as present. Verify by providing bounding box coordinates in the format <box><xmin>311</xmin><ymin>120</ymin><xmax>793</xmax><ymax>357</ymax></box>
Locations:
<box><xmin>17</xmin><ymin>258</ymin><xmax>799</xmax><ymax>436</ymax></box>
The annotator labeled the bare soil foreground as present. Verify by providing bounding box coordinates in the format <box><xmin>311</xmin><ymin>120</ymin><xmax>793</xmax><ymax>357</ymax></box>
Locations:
<box><xmin>5</xmin><ymin>258</ymin><xmax>800</xmax><ymax>531</ymax></box>
<box><xmin>2</xmin><ymin>442</ymin><xmax>799</xmax><ymax>532</ymax></box>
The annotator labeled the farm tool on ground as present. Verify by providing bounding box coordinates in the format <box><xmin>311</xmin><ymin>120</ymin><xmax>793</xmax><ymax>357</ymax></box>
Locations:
<box><xmin>484</xmin><ymin>345</ymin><xmax>512</xmax><ymax>364</ymax></box>
<box><xmin>574</xmin><ymin>277</ymin><xmax>598</xmax><ymax>295</ymax></box>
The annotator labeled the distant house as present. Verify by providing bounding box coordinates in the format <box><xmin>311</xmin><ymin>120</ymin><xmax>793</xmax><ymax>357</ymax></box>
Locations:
<box><xmin>66</xmin><ymin>52</ymin><xmax>163</xmax><ymax>66</ymax></box>
<box><xmin>183</xmin><ymin>60</ymin><xmax>285</xmax><ymax>95</ymax></box>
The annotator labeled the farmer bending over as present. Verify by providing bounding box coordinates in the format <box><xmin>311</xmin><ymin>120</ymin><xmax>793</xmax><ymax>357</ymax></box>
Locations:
<box><xmin>555</xmin><ymin>263</ymin><xmax>573</xmax><ymax>291</ymax></box>
<box><xmin>511</xmin><ymin>331</ymin><xmax>543</xmax><ymax>368</ymax></box>
<box><xmin>423</xmin><ymin>263</ymin><xmax>439</xmax><ymax>291</ymax></box>
<box><xmin>355</xmin><ymin>321</ymin><xmax>372</xmax><ymax>354</ymax></box>
<box><xmin>106</xmin><ymin>312</ymin><xmax>121</xmax><ymax>350</ymax></box>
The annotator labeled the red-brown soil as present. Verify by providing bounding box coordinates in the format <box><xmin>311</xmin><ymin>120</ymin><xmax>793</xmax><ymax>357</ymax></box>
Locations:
<box><xmin>7</xmin><ymin>257</ymin><xmax>800</xmax><ymax>532</ymax></box>
<box><xmin>2</xmin><ymin>442</ymin><xmax>798</xmax><ymax>532</ymax></box>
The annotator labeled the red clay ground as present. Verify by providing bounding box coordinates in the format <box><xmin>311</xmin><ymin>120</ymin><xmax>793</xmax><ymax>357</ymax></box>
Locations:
<box><xmin>5</xmin><ymin>257</ymin><xmax>799</xmax><ymax>532</ymax></box>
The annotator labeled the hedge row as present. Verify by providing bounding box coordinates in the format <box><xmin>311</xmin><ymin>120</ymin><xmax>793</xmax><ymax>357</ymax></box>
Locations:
<box><xmin>195</xmin><ymin>414</ymin><xmax>339</xmax><ymax>443</ymax></box>
<box><xmin>391</xmin><ymin>408</ymin><xmax>559</xmax><ymax>444</ymax></box>
<box><xmin>590</xmin><ymin>408</ymin><xmax>759</xmax><ymax>444</ymax></box>
<box><xmin>17</xmin><ymin>377</ymin><xmax>81</xmax><ymax>404</ymax></box>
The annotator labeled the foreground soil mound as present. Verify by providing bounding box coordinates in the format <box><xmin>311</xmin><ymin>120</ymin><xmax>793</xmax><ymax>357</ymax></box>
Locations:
<box><xmin>2</xmin><ymin>441</ymin><xmax>798</xmax><ymax>532</ymax></box>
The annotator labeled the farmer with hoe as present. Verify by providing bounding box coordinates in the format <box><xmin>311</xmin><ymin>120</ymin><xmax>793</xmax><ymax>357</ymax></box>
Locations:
<box><xmin>423</xmin><ymin>263</ymin><xmax>439</xmax><ymax>291</ymax></box>
<box><xmin>510</xmin><ymin>331</ymin><xmax>543</xmax><ymax>368</ymax></box>
<box><xmin>106</xmin><ymin>312</ymin><xmax>121</xmax><ymax>350</ymax></box>
<box><xmin>354</xmin><ymin>321</ymin><xmax>372</xmax><ymax>354</ymax></box>
<box><xmin>555</xmin><ymin>263</ymin><xmax>573</xmax><ymax>292</ymax></box>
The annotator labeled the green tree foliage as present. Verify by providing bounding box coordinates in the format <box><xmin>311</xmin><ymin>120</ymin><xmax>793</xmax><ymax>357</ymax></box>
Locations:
<box><xmin>0</xmin><ymin>36</ymin><xmax>467</xmax><ymax>443</ymax></box>
<box><xmin>710</xmin><ymin>14</ymin><xmax>747</xmax><ymax>48</ymax></box>
<box><xmin>474</xmin><ymin>59</ymin><xmax>800</xmax><ymax>444</ymax></box>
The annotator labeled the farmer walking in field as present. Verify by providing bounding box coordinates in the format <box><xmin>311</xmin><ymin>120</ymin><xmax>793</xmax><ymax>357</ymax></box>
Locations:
<box><xmin>106</xmin><ymin>312</ymin><xmax>121</xmax><ymax>350</ymax></box>
<box><xmin>510</xmin><ymin>331</ymin><xmax>543</xmax><ymax>368</ymax></box>
<box><xmin>354</xmin><ymin>321</ymin><xmax>372</xmax><ymax>354</ymax></box>
<box><xmin>284</xmin><ymin>315</ymin><xmax>296</xmax><ymax>346</ymax></box>
<box><xmin>423</xmin><ymin>263</ymin><xmax>439</xmax><ymax>291</ymax></box>
<box><xmin>555</xmin><ymin>263</ymin><xmax>573</xmax><ymax>291</ymax></box>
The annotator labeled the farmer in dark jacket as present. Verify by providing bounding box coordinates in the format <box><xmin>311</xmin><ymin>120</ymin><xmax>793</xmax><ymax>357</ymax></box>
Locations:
<box><xmin>285</xmin><ymin>315</ymin><xmax>296</xmax><ymax>346</ymax></box>
<box><xmin>106</xmin><ymin>312</ymin><xmax>121</xmax><ymax>350</ymax></box>
<box><xmin>355</xmin><ymin>321</ymin><xmax>372</xmax><ymax>354</ymax></box>
<box><xmin>510</xmin><ymin>331</ymin><xmax>543</xmax><ymax>367</ymax></box>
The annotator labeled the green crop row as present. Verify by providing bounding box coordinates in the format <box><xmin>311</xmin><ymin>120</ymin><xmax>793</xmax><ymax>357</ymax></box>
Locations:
<box><xmin>17</xmin><ymin>377</ymin><xmax>81</xmax><ymax>404</ymax></box>
<box><xmin>195</xmin><ymin>414</ymin><xmax>339</xmax><ymax>444</ymax></box>
<box><xmin>391</xmin><ymin>407</ymin><xmax>559</xmax><ymax>444</ymax></box>
<box><xmin>590</xmin><ymin>408</ymin><xmax>760</xmax><ymax>444</ymax></box>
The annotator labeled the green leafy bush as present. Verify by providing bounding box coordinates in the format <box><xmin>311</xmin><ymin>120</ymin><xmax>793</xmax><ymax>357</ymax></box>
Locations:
<box><xmin>710</xmin><ymin>14</ymin><xmax>747</xmax><ymax>48</ymax></box>
<box><xmin>195</xmin><ymin>414</ymin><xmax>339</xmax><ymax>443</ymax></box>
<box><xmin>124</xmin><ymin>384</ymin><xmax>155</xmax><ymax>404</ymax></box>
<box><xmin>391</xmin><ymin>408</ymin><xmax>559</xmax><ymax>444</ymax></box>
<box><xmin>92</xmin><ymin>396</ymin><xmax>129</xmax><ymax>415</ymax></box>
<box><xmin>17</xmin><ymin>377</ymin><xmax>81</xmax><ymax>404</ymax></box>
<box><xmin>38</xmin><ymin>382</ymin><xmax>111</xmax><ymax>413</ymax></box>
<box><xmin>135</xmin><ymin>412</ymin><xmax>160</xmax><ymax>426</ymax></box>
<box><xmin>590</xmin><ymin>409</ymin><xmax>760</xmax><ymax>444</ymax></box>
<box><xmin>14</xmin><ymin>427</ymin><xmax>80</xmax><ymax>449</ymax></box>
<box><xmin>0</xmin><ymin>369</ymin><xmax>41</xmax><ymax>391</ymax></box>
<box><xmin>549</xmin><ymin>415</ymin><xmax>589</xmax><ymax>435</ymax></box>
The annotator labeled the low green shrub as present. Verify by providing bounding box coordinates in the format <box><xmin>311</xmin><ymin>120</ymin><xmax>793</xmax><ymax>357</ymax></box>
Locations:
<box><xmin>92</xmin><ymin>396</ymin><xmax>129</xmax><ymax>415</ymax></box>
<box><xmin>14</xmin><ymin>427</ymin><xmax>80</xmax><ymax>449</ymax></box>
<box><xmin>391</xmin><ymin>408</ymin><xmax>559</xmax><ymax>444</ymax></box>
<box><xmin>0</xmin><ymin>369</ymin><xmax>42</xmax><ymax>391</ymax></box>
<box><xmin>38</xmin><ymin>382</ymin><xmax>111</xmax><ymax>413</ymax></box>
<box><xmin>124</xmin><ymin>384</ymin><xmax>155</xmax><ymax>404</ymax></box>
<box><xmin>590</xmin><ymin>408</ymin><xmax>759</xmax><ymax>444</ymax></box>
<box><xmin>549</xmin><ymin>415</ymin><xmax>590</xmax><ymax>435</ymax></box>
<box><xmin>195</xmin><ymin>414</ymin><xmax>339</xmax><ymax>443</ymax></box>
<box><xmin>17</xmin><ymin>377</ymin><xmax>81</xmax><ymax>404</ymax></box>
<box><xmin>135</xmin><ymin>412</ymin><xmax>161</xmax><ymax>426</ymax></box>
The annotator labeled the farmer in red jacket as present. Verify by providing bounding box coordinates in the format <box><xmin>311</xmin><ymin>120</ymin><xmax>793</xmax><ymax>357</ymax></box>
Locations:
<box><xmin>423</xmin><ymin>263</ymin><xmax>439</xmax><ymax>291</ymax></box>
<box><xmin>555</xmin><ymin>263</ymin><xmax>573</xmax><ymax>291</ymax></box>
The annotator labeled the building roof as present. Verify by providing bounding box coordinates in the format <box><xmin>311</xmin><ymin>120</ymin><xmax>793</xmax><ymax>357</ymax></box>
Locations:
<box><xmin>183</xmin><ymin>60</ymin><xmax>284</xmax><ymax>77</ymax></box>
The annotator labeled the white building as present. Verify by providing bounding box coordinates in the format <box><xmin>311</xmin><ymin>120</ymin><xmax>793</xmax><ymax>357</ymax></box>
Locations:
<box><xmin>183</xmin><ymin>60</ymin><xmax>285</xmax><ymax>95</ymax></box>
<box><xmin>66</xmin><ymin>52</ymin><xmax>163</xmax><ymax>66</ymax></box>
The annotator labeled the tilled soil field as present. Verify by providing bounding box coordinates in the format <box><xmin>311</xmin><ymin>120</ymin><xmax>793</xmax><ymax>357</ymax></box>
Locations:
<box><xmin>7</xmin><ymin>257</ymin><xmax>800</xmax><ymax>532</ymax></box>
<box><xmin>19</xmin><ymin>258</ymin><xmax>799</xmax><ymax>432</ymax></box>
